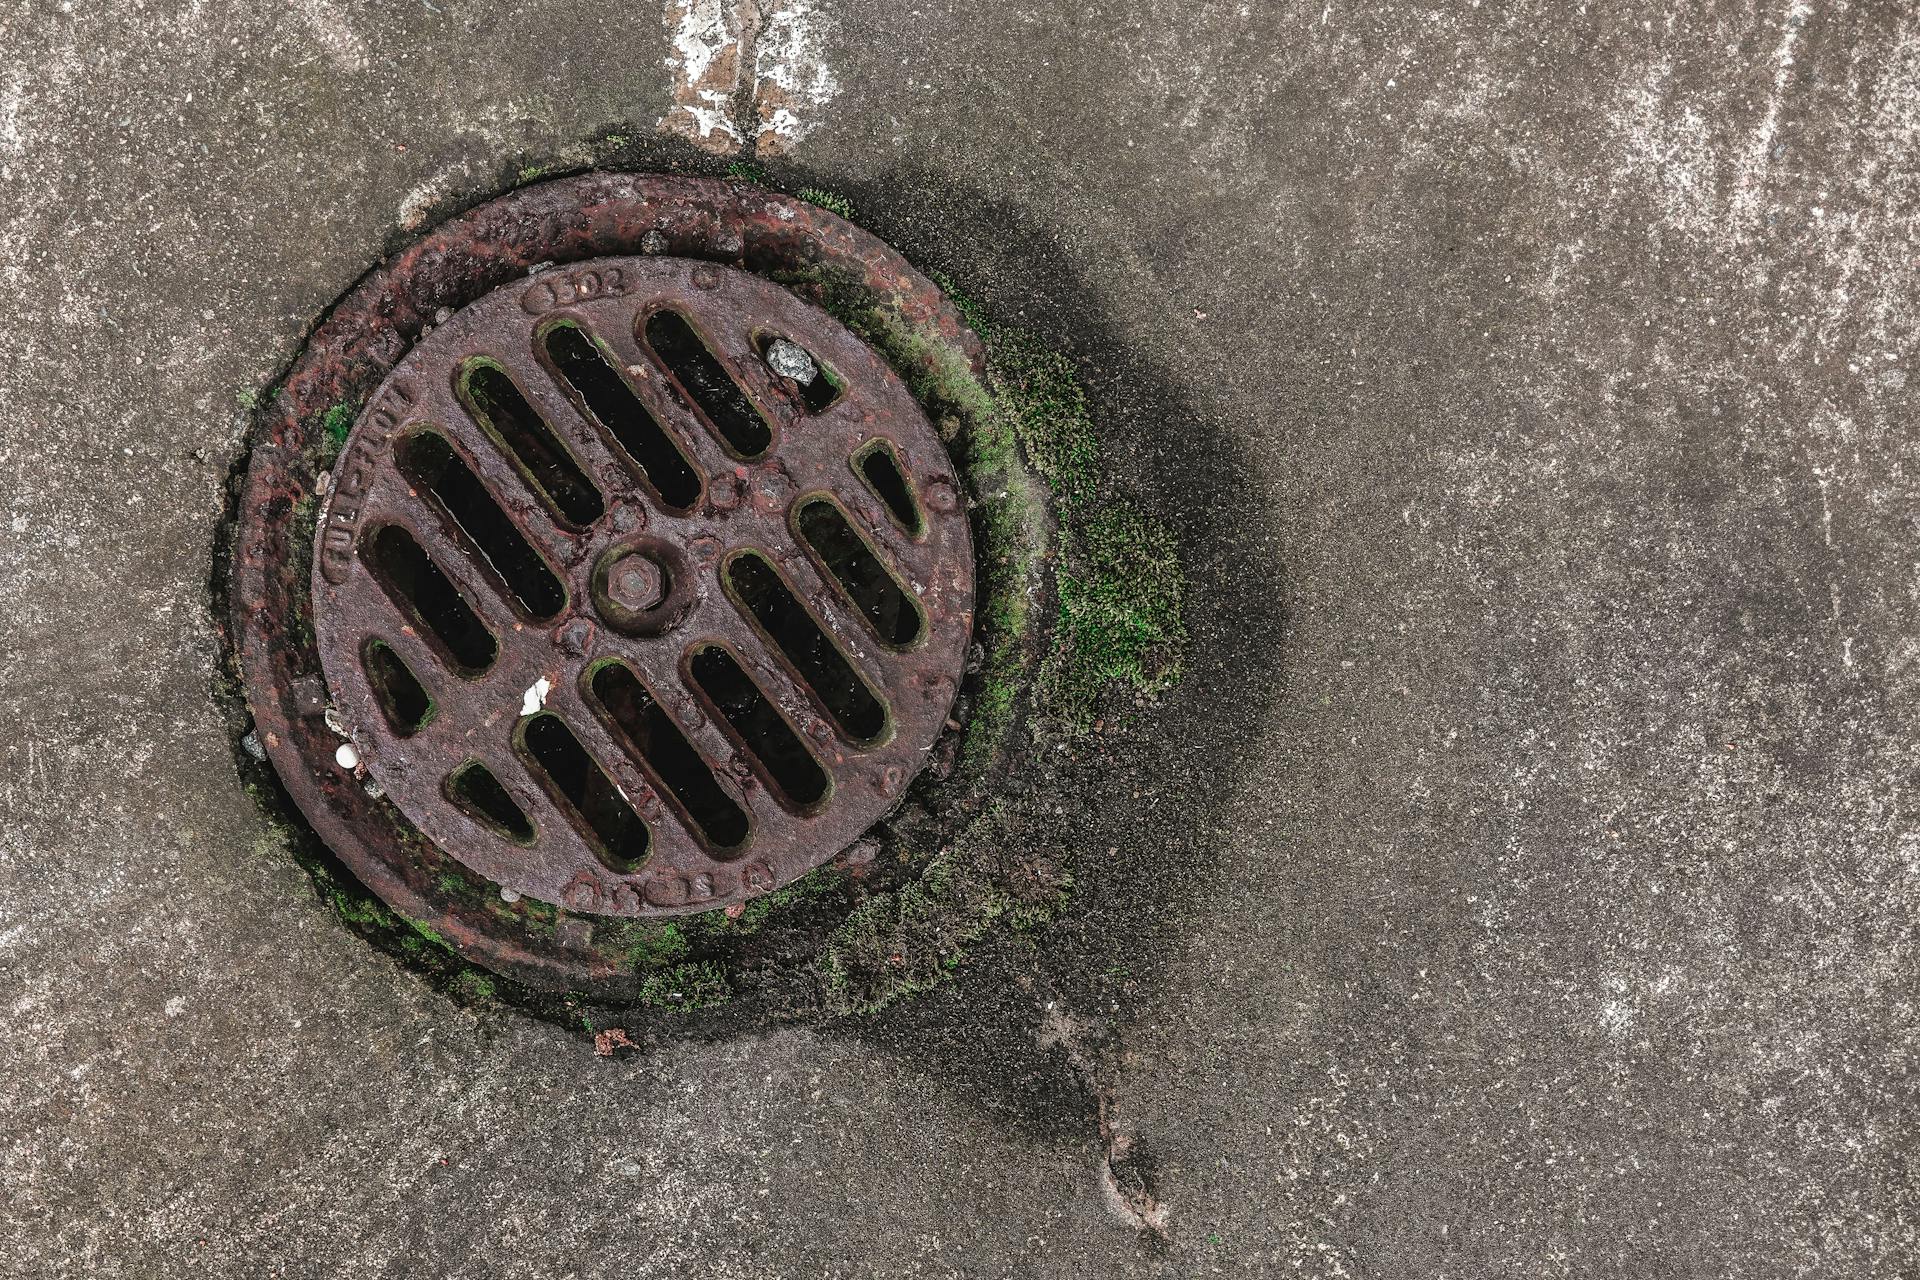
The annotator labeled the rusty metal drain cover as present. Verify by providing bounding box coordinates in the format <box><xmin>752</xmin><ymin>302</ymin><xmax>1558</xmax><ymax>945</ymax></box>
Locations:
<box><xmin>230</xmin><ymin>174</ymin><xmax>989</xmax><ymax>986</ymax></box>
<box><xmin>318</xmin><ymin>256</ymin><xmax>971</xmax><ymax>914</ymax></box>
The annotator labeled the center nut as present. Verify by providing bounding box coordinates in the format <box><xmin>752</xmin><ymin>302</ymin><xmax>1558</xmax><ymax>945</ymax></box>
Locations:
<box><xmin>607</xmin><ymin>553</ymin><xmax>663</xmax><ymax>612</ymax></box>
<box><xmin>308</xmin><ymin>254</ymin><xmax>975</xmax><ymax>917</ymax></box>
<box><xmin>592</xmin><ymin>540</ymin><xmax>692</xmax><ymax>635</ymax></box>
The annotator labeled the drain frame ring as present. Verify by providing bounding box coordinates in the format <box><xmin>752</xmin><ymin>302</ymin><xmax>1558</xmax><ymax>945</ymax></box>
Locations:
<box><xmin>230</xmin><ymin>173</ymin><xmax>987</xmax><ymax>993</ymax></box>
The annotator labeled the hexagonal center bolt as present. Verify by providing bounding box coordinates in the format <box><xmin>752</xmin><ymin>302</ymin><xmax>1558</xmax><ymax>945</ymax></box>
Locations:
<box><xmin>605</xmin><ymin>553</ymin><xmax>666</xmax><ymax>612</ymax></box>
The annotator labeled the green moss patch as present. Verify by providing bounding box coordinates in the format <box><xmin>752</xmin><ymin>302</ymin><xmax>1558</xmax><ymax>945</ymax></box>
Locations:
<box><xmin>990</xmin><ymin>337</ymin><xmax>1098</xmax><ymax>506</ymax></box>
<box><xmin>822</xmin><ymin>813</ymin><xmax>1072</xmax><ymax>1016</ymax></box>
<box><xmin>613</xmin><ymin>920</ymin><xmax>690</xmax><ymax>969</ymax></box>
<box><xmin>901</xmin><ymin>272</ymin><xmax>1185</xmax><ymax>733</ymax></box>
<box><xmin>796</xmin><ymin>185</ymin><xmax>856</xmax><ymax>220</ymax></box>
<box><xmin>1048</xmin><ymin>501</ymin><xmax>1185</xmax><ymax>726</ymax></box>
<box><xmin>723</xmin><ymin>865</ymin><xmax>846</xmax><ymax>934</ymax></box>
<box><xmin>320</xmin><ymin>402</ymin><xmax>355</xmax><ymax>450</ymax></box>
<box><xmin>975</xmin><ymin>329</ymin><xmax>1183</xmax><ymax>732</ymax></box>
<box><xmin>448</xmin><ymin>970</ymin><xmax>497</xmax><ymax>1002</ymax></box>
<box><xmin>637</xmin><ymin>961</ymin><xmax>731</xmax><ymax>1010</ymax></box>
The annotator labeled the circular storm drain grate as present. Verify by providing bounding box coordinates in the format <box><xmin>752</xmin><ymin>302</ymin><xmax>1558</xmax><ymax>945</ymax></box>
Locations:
<box><xmin>229</xmin><ymin>173</ymin><xmax>1003</xmax><ymax>992</ymax></box>
<box><xmin>316</xmin><ymin>256</ymin><xmax>973</xmax><ymax>916</ymax></box>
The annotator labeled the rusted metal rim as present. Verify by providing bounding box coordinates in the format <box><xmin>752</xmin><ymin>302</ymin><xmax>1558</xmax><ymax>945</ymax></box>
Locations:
<box><xmin>231</xmin><ymin>173</ymin><xmax>985</xmax><ymax>992</ymax></box>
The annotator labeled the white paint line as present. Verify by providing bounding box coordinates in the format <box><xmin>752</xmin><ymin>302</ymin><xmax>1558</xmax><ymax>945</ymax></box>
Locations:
<box><xmin>658</xmin><ymin>0</ymin><xmax>838</xmax><ymax>155</ymax></box>
<box><xmin>0</xmin><ymin>75</ymin><xmax>24</xmax><ymax>157</ymax></box>
<box><xmin>752</xmin><ymin>0</ymin><xmax>839</xmax><ymax>153</ymax></box>
<box><xmin>1734</xmin><ymin>0</ymin><xmax>1813</xmax><ymax>229</ymax></box>
<box><xmin>663</xmin><ymin>0</ymin><xmax>750</xmax><ymax>153</ymax></box>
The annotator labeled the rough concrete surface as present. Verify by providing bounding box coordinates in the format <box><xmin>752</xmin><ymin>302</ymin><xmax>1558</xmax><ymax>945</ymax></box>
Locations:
<box><xmin>1</xmin><ymin>0</ymin><xmax>1915</xmax><ymax>1276</ymax></box>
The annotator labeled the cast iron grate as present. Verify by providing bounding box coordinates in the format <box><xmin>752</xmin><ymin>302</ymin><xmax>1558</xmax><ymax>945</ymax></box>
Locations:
<box><xmin>311</xmin><ymin>255</ymin><xmax>974</xmax><ymax>916</ymax></box>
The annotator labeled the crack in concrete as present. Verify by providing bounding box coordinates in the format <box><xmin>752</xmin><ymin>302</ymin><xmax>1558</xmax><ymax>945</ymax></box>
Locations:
<box><xmin>1036</xmin><ymin>993</ymin><xmax>1171</xmax><ymax>1243</ymax></box>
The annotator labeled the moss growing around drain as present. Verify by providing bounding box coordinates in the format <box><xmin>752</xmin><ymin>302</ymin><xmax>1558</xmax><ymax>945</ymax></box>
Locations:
<box><xmin>240</xmin><ymin>173</ymin><xmax>1184</xmax><ymax>1029</ymax></box>
<box><xmin>726</xmin><ymin>159</ymin><xmax>770</xmax><ymax>185</ymax></box>
<box><xmin>822</xmin><ymin>813</ymin><xmax>1072</xmax><ymax>1016</ymax></box>
<box><xmin>328</xmin><ymin>882</ymin><xmax>394</xmax><ymax>931</ymax></box>
<box><xmin>637</xmin><ymin>960</ymin><xmax>731</xmax><ymax>1010</ymax></box>
<box><xmin>320</xmin><ymin>402</ymin><xmax>356</xmax><ymax>455</ymax></box>
<box><xmin>988</xmin><ymin>337</ymin><xmax>1099</xmax><ymax>506</ymax></box>
<box><xmin>1049</xmin><ymin>501</ymin><xmax>1185</xmax><ymax>726</ymax></box>
<box><xmin>980</xmin><ymin>336</ymin><xmax>1182</xmax><ymax>731</ymax></box>
<box><xmin>403</xmin><ymin>917</ymin><xmax>453</xmax><ymax>952</ymax></box>
<box><xmin>927</xmin><ymin>270</ymin><xmax>993</xmax><ymax>343</ymax></box>
<box><xmin>965</xmin><ymin>330</ymin><xmax>1186</xmax><ymax>736</ymax></box>
<box><xmin>616</xmin><ymin>920</ymin><xmax>690</xmax><ymax>970</ymax></box>
<box><xmin>449</xmin><ymin>969</ymin><xmax>498</xmax><ymax>1003</ymax></box>
<box><xmin>796</xmin><ymin>186</ymin><xmax>856</xmax><ymax>220</ymax></box>
<box><xmin>717</xmin><ymin>864</ymin><xmax>846</xmax><ymax>935</ymax></box>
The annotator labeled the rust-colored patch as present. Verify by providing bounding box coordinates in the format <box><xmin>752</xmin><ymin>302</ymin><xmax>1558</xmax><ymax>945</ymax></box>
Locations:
<box><xmin>660</xmin><ymin>0</ymin><xmax>839</xmax><ymax>157</ymax></box>
<box><xmin>594</xmin><ymin>1027</ymin><xmax>637</xmax><ymax>1056</ymax></box>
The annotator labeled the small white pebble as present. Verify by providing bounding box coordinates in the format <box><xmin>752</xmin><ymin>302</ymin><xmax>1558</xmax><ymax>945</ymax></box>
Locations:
<box><xmin>500</xmin><ymin>887</ymin><xmax>522</xmax><ymax>904</ymax></box>
<box><xmin>765</xmin><ymin>338</ymin><xmax>818</xmax><ymax>384</ymax></box>
<box><xmin>335</xmin><ymin>742</ymin><xmax>360</xmax><ymax>769</ymax></box>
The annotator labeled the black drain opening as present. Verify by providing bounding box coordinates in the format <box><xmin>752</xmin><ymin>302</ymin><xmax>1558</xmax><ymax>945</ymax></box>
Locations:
<box><xmin>458</xmin><ymin>359</ymin><xmax>605</xmax><ymax>528</ymax></box>
<box><xmin>795</xmin><ymin>497</ymin><xmax>925</xmax><ymax>648</ymax></box>
<box><xmin>361</xmin><ymin>638</ymin><xmax>435</xmax><ymax>735</ymax></box>
<box><xmin>395</xmin><ymin>429</ymin><xmax>566</xmax><ymax>620</ymax></box>
<box><xmin>541</xmin><ymin>320</ymin><xmax>703</xmax><ymax>513</ymax></box>
<box><xmin>589</xmin><ymin>660</ymin><xmax>750</xmax><ymax>852</ymax></box>
<box><xmin>360</xmin><ymin>524</ymin><xmax>497</xmax><ymax>673</ymax></box>
<box><xmin>853</xmin><ymin>439</ymin><xmax>924</xmax><ymax>536</ymax></box>
<box><xmin>643</xmin><ymin>309</ymin><xmax>773</xmax><ymax>458</ymax></box>
<box><xmin>688</xmin><ymin>644</ymin><xmax>829</xmax><ymax>810</ymax></box>
<box><xmin>519</xmin><ymin>712</ymin><xmax>650</xmax><ymax>872</ymax></box>
<box><xmin>446</xmin><ymin>760</ymin><xmax>535</xmax><ymax>843</ymax></box>
<box><xmin>723</xmin><ymin>550</ymin><xmax>888</xmax><ymax>743</ymax></box>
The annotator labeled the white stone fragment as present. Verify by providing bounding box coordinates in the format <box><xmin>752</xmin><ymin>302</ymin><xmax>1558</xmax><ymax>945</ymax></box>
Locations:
<box><xmin>521</xmin><ymin>676</ymin><xmax>552</xmax><ymax>717</ymax></box>
<box><xmin>766</xmin><ymin>337</ymin><xmax>817</xmax><ymax>384</ymax></box>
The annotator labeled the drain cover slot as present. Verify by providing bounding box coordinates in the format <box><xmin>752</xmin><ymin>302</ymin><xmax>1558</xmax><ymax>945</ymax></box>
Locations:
<box><xmin>308</xmin><ymin>255</ymin><xmax>975</xmax><ymax>916</ymax></box>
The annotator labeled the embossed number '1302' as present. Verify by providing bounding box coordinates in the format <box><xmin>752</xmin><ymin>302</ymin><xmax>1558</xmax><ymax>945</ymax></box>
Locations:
<box><xmin>521</xmin><ymin>266</ymin><xmax>636</xmax><ymax>315</ymax></box>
